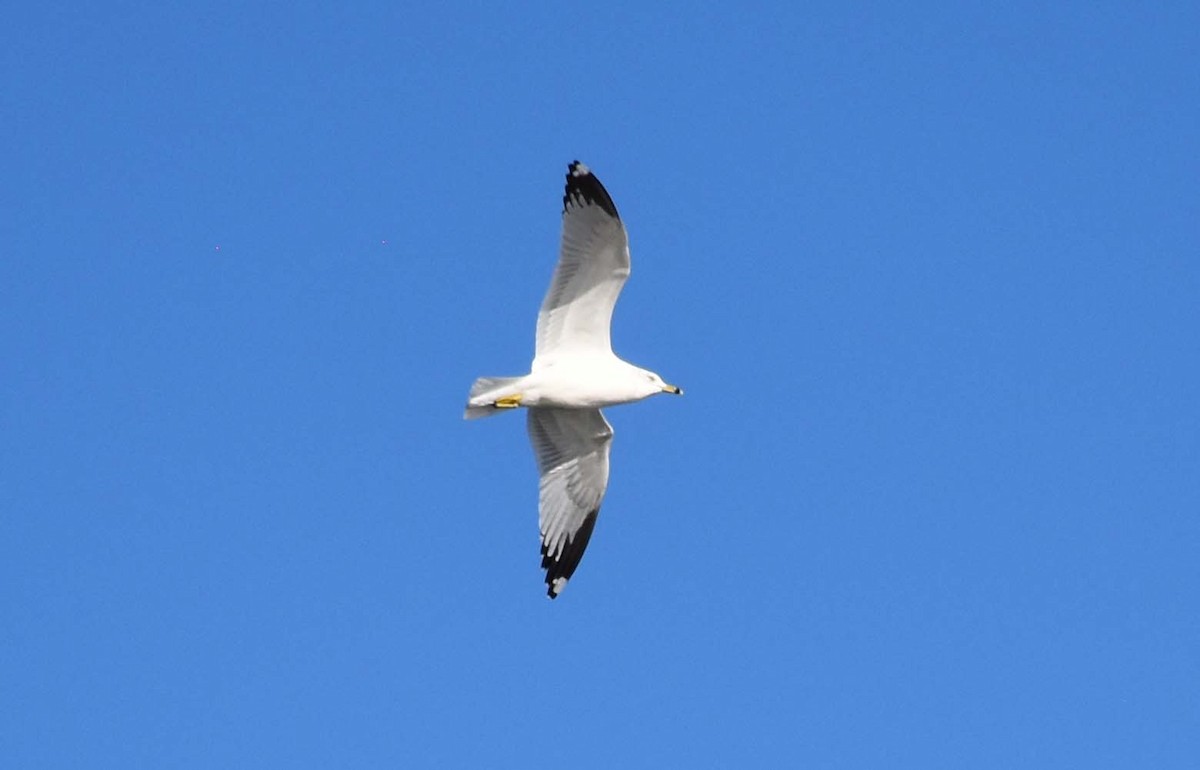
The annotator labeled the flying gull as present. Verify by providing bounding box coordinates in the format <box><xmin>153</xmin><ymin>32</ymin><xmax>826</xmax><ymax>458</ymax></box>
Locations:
<box><xmin>464</xmin><ymin>161</ymin><xmax>682</xmax><ymax>598</ymax></box>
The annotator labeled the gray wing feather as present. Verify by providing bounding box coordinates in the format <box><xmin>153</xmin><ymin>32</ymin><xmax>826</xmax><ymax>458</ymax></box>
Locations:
<box><xmin>526</xmin><ymin>407</ymin><xmax>614</xmax><ymax>597</ymax></box>
<box><xmin>534</xmin><ymin>163</ymin><xmax>630</xmax><ymax>363</ymax></box>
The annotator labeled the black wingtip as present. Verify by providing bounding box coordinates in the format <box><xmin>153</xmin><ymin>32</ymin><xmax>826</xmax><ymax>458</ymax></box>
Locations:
<box><xmin>563</xmin><ymin>161</ymin><xmax>619</xmax><ymax>219</ymax></box>
<box><xmin>541</xmin><ymin>508</ymin><xmax>600</xmax><ymax>598</ymax></box>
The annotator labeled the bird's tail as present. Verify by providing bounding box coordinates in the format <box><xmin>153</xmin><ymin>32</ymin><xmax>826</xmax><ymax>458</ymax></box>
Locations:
<box><xmin>463</xmin><ymin>375</ymin><xmax>524</xmax><ymax>420</ymax></box>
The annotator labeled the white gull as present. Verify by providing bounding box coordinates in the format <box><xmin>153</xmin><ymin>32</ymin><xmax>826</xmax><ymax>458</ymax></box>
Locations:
<box><xmin>464</xmin><ymin>161</ymin><xmax>682</xmax><ymax>598</ymax></box>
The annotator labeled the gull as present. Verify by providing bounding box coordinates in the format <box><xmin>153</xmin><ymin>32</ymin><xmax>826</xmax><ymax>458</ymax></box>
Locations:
<box><xmin>464</xmin><ymin>161</ymin><xmax>683</xmax><ymax>598</ymax></box>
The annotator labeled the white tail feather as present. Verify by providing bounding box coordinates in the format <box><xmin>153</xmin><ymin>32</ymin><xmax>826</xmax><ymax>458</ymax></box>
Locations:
<box><xmin>463</xmin><ymin>376</ymin><xmax>523</xmax><ymax>420</ymax></box>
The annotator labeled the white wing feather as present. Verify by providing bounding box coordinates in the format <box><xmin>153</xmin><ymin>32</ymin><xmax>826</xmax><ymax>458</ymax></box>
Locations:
<box><xmin>526</xmin><ymin>407</ymin><xmax>613</xmax><ymax>598</ymax></box>
<box><xmin>533</xmin><ymin>162</ymin><xmax>630</xmax><ymax>365</ymax></box>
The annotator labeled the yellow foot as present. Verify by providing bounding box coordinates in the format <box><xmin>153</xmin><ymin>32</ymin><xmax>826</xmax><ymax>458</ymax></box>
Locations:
<box><xmin>493</xmin><ymin>394</ymin><xmax>524</xmax><ymax>409</ymax></box>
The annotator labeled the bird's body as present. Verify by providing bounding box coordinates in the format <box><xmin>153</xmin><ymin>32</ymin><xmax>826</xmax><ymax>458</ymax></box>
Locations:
<box><xmin>468</xmin><ymin>355</ymin><xmax>669</xmax><ymax>411</ymax></box>
<box><xmin>464</xmin><ymin>161</ymin><xmax>681</xmax><ymax>598</ymax></box>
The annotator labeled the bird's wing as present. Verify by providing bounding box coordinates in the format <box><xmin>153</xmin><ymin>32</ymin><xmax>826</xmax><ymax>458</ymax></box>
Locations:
<box><xmin>534</xmin><ymin>161</ymin><xmax>631</xmax><ymax>365</ymax></box>
<box><xmin>526</xmin><ymin>407</ymin><xmax>614</xmax><ymax>598</ymax></box>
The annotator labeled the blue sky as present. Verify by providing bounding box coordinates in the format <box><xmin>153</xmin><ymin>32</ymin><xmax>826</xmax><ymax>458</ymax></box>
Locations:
<box><xmin>2</xmin><ymin>2</ymin><xmax>1198</xmax><ymax>767</ymax></box>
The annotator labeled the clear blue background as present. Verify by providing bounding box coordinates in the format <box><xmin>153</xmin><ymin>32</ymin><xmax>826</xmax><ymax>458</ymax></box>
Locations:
<box><xmin>3</xmin><ymin>3</ymin><xmax>1197</xmax><ymax>767</ymax></box>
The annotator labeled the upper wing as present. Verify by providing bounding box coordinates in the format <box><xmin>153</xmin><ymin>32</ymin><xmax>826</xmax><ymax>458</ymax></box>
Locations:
<box><xmin>533</xmin><ymin>161</ymin><xmax>631</xmax><ymax>365</ymax></box>
<box><xmin>526</xmin><ymin>407</ymin><xmax>614</xmax><ymax>598</ymax></box>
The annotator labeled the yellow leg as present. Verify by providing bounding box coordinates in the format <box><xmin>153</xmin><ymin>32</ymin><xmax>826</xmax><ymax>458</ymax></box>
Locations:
<box><xmin>493</xmin><ymin>394</ymin><xmax>523</xmax><ymax>409</ymax></box>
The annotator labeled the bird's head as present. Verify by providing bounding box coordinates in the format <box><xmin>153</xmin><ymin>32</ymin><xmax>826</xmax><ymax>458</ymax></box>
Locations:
<box><xmin>637</xmin><ymin>368</ymin><xmax>683</xmax><ymax>399</ymax></box>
